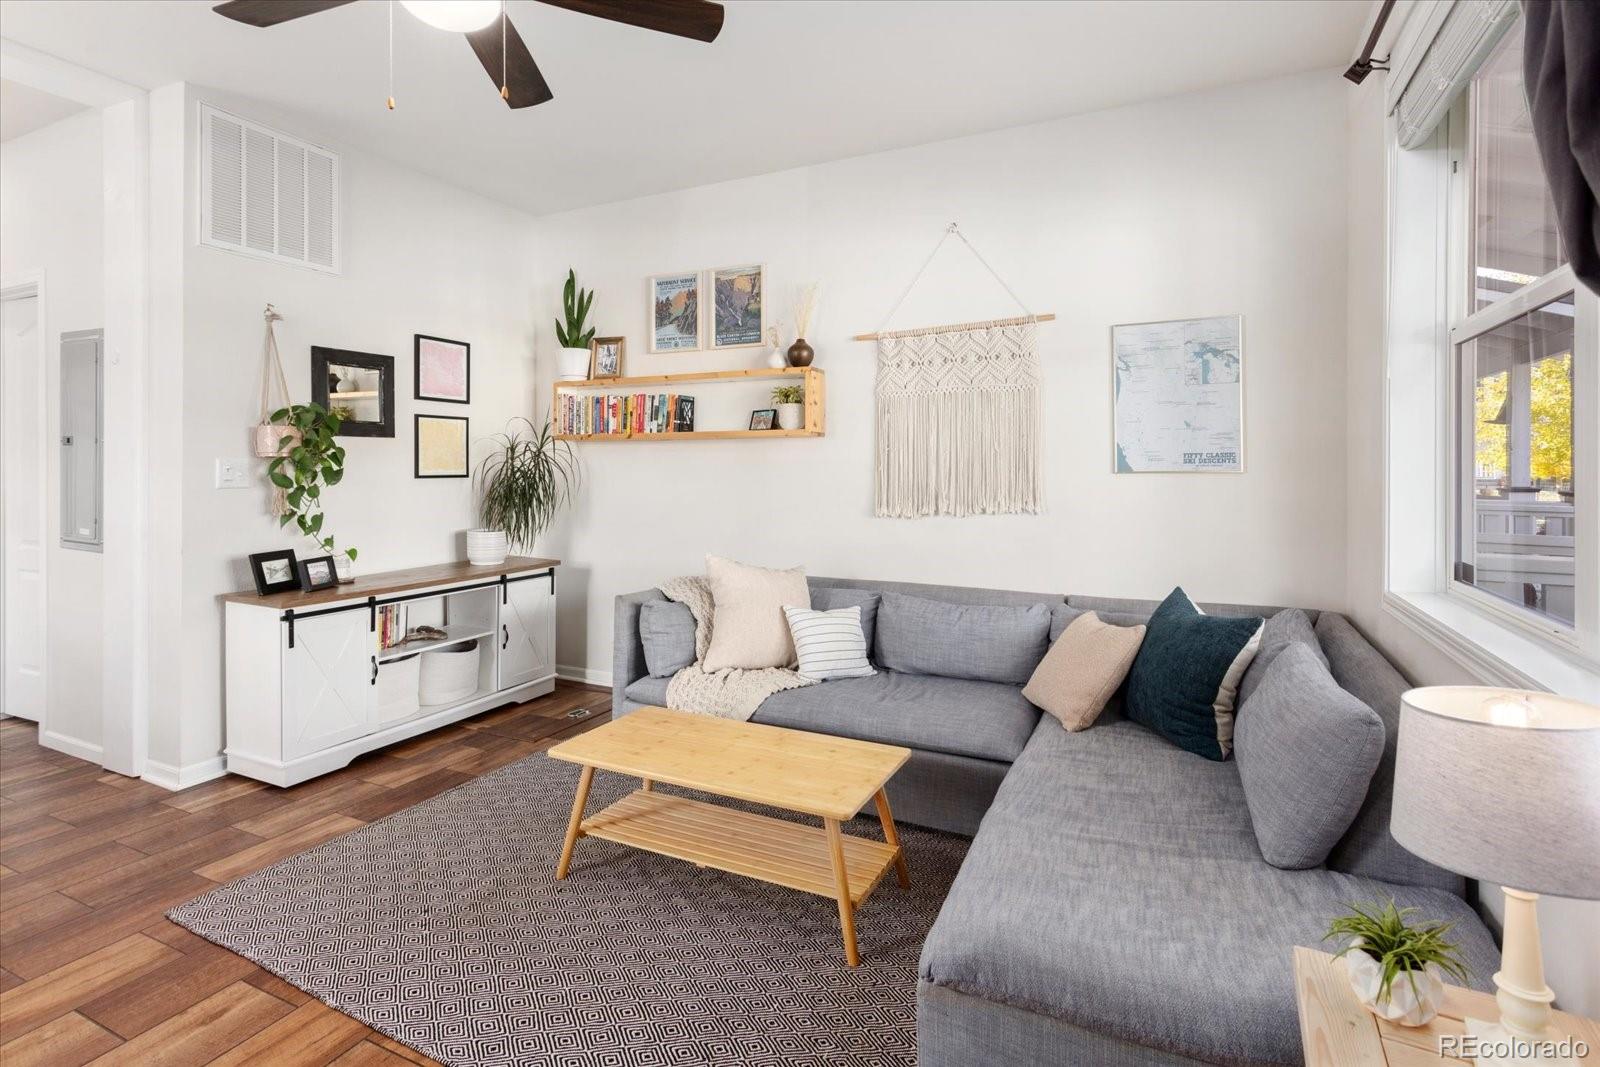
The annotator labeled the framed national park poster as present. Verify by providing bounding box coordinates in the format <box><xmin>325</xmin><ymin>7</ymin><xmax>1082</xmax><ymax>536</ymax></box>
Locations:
<box><xmin>648</xmin><ymin>271</ymin><xmax>701</xmax><ymax>352</ymax></box>
<box><xmin>711</xmin><ymin>264</ymin><xmax>764</xmax><ymax>349</ymax></box>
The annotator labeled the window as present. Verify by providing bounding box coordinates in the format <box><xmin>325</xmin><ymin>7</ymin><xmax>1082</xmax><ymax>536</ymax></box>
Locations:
<box><xmin>1447</xmin><ymin>20</ymin><xmax>1593</xmax><ymax>647</ymax></box>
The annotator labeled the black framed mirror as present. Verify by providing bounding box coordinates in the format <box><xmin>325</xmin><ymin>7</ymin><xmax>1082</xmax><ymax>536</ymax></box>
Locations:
<box><xmin>311</xmin><ymin>346</ymin><xmax>395</xmax><ymax>438</ymax></box>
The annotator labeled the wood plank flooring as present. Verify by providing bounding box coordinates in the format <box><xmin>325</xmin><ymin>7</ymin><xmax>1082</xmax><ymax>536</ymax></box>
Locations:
<box><xmin>0</xmin><ymin>682</ymin><xmax>613</xmax><ymax>1065</ymax></box>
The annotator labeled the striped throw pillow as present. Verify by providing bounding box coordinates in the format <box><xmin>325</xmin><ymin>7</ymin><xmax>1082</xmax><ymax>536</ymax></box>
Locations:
<box><xmin>783</xmin><ymin>605</ymin><xmax>876</xmax><ymax>681</ymax></box>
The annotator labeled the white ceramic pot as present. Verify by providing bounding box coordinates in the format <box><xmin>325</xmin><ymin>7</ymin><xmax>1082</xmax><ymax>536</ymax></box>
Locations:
<box><xmin>466</xmin><ymin>529</ymin><xmax>509</xmax><ymax>566</ymax></box>
<box><xmin>776</xmin><ymin>403</ymin><xmax>804</xmax><ymax>431</ymax></box>
<box><xmin>558</xmin><ymin>346</ymin><xmax>593</xmax><ymax>382</ymax></box>
<box><xmin>1343</xmin><ymin>942</ymin><xmax>1443</xmax><ymax>1027</ymax></box>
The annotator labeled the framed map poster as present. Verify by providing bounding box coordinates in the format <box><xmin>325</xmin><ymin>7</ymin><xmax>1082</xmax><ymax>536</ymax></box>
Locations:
<box><xmin>1111</xmin><ymin>315</ymin><xmax>1243</xmax><ymax>473</ymax></box>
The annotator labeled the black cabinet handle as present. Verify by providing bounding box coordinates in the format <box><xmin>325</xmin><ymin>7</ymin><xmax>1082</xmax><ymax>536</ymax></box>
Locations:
<box><xmin>370</xmin><ymin>656</ymin><xmax>378</xmax><ymax>685</ymax></box>
<box><xmin>501</xmin><ymin>624</ymin><xmax>509</xmax><ymax>649</ymax></box>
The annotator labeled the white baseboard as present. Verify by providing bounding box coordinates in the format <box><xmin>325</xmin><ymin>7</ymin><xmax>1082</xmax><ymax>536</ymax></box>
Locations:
<box><xmin>39</xmin><ymin>729</ymin><xmax>103</xmax><ymax>765</ymax></box>
<box><xmin>557</xmin><ymin>664</ymin><xmax>612</xmax><ymax>689</ymax></box>
<box><xmin>143</xmin><ymin>754</ymin><xmax>227</xmax><ymax>792</ymax></box>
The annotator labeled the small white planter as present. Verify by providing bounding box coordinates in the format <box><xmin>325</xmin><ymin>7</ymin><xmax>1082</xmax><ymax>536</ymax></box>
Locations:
<box><xmin>776</xmin><ymin>403</ymin><xmax>804</xmax><ymax>431</ymax></box>
<box><xmin>1343</xmin><ymin>943</ymin><xmax>1443</xmax><ymax>1027</ymax></box>
<box><xmin>466</xmin><ymin>529</ymin><xmax>509</xmax><ymax>566</ymax></box>
<box><xmin>419</xmin><ymin>642</ymin><xmax>480</xmax><ymax>706</ymax></box>
<box><xmin>558</xmin><ymin>346</ymin><xmax>593</xmax><ymax>382</ymax></box>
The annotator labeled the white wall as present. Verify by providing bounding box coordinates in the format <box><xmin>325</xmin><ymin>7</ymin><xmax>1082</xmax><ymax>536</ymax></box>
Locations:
<box><xmin>0</xmin><ymin>109</ymin><xmax>105</xmax><ymax>755</ymax></box>
<box><xmin>530</xmin><ymin>71</ymin><xmax>1352</xmax><ymax>682</ymax></box>
<box><xmin>164</xmin><ymin>86</ymin><xmax>541</xmax><ymax>771</ymax></box>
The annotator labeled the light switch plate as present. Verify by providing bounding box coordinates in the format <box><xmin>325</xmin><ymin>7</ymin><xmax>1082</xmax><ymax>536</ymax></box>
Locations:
<box><xmin>215</xmin><ymin>458</ymin><xmax>251</xmax><ymax>489</ymax></box>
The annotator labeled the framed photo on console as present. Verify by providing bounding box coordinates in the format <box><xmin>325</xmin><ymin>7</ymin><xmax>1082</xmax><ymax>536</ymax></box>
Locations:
<box><xmin>415</xmin><ymin>414</ymin><xmax>469</xmax><ymax>478</ymax></box>
<box><xmin>247</xmin><ymin>549</ymin><xmax>300</xmax><ymax>596</ymax></box>
<box><xmin>414</xmin><ymin>334</ymin><xmax>470</xmax><ymax>404</ymax></box>
<box><xmin>312</xmin><ymin>347</ymin><xmax>395</xmax><ymax>438</ymax></box>
<box><xmin>296</xmin><ymin>555</ymin><xmax>340</xmax><ymax>592</ymax></box>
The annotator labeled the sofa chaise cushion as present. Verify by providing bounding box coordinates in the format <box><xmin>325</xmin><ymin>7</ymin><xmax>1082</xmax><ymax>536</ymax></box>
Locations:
<box><xmin>876</xmin><ymin>591</ymin><xmax>1051</xmax><ymax>686</ymax></box>
<box><xmin>918</xmin><ymin>716</ymin><xmax>1500</xmax><ymax>1065</ymax></box>
<box><xmin>1234</xmin><ymin>642</ymin><xmax>1384</xmax><ymax>869</ymax></box>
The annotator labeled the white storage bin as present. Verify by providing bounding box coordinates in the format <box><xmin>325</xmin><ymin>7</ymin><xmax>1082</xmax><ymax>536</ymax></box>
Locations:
<box><xmin>373</xmin><ymin>653</ymin><xmax>421</xmax><ymax>725</ymax></box>
<box><xmin>419</xmin><ymin>641</ymin><xmax>480</xmax><ymax>706</ymax></box>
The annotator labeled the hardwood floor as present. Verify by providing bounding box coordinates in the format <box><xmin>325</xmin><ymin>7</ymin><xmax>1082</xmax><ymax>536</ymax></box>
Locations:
<box><xmin>0</xmin><ymin>682</ymin><xmax>613</xmax><ymax>1066</ymax></box>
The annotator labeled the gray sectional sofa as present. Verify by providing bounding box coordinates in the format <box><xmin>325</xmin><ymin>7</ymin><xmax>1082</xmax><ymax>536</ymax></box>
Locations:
<box><xmin>612</xmin><ymin>576</ymin><xmax>1501</xmax><ymax>1066</ymax></box>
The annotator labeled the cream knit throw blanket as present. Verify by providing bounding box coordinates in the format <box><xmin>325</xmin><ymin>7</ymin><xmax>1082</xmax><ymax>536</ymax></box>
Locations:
<box><xmin>658</xmin><ymin>575</ymin><xmax>815</xmax><ymax>721</ymax></box>
<box><xmin>875</xmin><ymin>320</ymin><xmax>1042</xmax><ymax>517</ymax></box>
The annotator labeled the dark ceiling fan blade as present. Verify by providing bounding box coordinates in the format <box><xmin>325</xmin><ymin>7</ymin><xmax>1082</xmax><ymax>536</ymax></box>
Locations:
<box><xmin>466</xmin><ymin>14</ymin><xmax>555</xmax><ymax>109</ymax></box>
<box><xmin>536</xmin><ymin>0</ymin><xmax>724</xmax><ymax>43</ymax></box>
<box><xmin>212</xmin><ymin>0</ymin><xmax>356</xmax><ymax>28</ymax></box>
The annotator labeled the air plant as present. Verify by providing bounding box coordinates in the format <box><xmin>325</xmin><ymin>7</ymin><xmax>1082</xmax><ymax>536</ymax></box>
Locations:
<box><xmin>1325</xmin><ymin>899</ymin><xmax>1470</xmax><ymax>1004</ymax></box>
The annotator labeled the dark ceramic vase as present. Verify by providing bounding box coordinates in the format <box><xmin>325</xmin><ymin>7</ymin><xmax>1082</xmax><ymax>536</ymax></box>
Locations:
<box><xmin>786</xmin><ymin>338</ymin><xmax>815</xmax><ymax>367</ymax></box>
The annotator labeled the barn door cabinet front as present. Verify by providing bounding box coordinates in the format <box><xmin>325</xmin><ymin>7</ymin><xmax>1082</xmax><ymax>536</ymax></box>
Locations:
<box><xmin>498</xmin><ymin>571</ymin><xmax>555</xmax><ymax>691</ymax></box>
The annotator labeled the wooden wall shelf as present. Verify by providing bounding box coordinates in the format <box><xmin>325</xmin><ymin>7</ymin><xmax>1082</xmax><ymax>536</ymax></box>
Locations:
<box><xmin>553</xmin><ymin>366</ymin><xmax>825</xmax><ymax>441</ymax></box>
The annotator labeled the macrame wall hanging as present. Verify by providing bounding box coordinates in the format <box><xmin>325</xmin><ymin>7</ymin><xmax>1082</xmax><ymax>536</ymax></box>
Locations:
<box><xmin>856</xmin><ymin>224</ymin><xmax>1055</xmax><ymax>519</ymax></box>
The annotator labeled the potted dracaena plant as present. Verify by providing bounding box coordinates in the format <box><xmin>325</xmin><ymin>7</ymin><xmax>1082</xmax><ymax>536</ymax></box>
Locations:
<box><xmin>266</xmin><ymin>402</ymin><xmax>357</xmax><ymax>578</ymax></box>
<box><xmin>1325</xmin><ymin>898</ymin><xmax>1471</xmax><ymax>1027</ymax></box>
<box><xmin>469</xmin><ymin>416</ymin><xmax>579</xmax><ymax>566</ymax></box>
<box><xmin>771</xmin><ymin>383</ymin><xmax>805</xmax><ymax>431</ymax></box>
<box><xmin>555</xmin><ymin>268</ymin><xmax>596</xmax><ymax>382</ymax></box>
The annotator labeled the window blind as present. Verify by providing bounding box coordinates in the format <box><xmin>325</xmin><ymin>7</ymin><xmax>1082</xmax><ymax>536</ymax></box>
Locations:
<box><xmin>1392</xmin><ymin>0</ymin><xmax>1518</xmax><ymax>149</ymax></box>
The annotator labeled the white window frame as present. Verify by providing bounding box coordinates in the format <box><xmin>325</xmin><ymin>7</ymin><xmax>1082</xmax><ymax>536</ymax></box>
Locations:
<box><xmin>1382</xmin><ymin>17</ymin><xmax>1600</xmax><ymax>700</ymax></box>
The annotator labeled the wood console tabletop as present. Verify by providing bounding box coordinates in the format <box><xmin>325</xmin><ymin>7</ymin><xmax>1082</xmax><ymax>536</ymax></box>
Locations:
<box><xmin>548</xmin><ymin>706</ymin><xmax>912</xmax><ymax>966</ymax></box>
<box><xmin>220</xmin><ymin>555</ymin><xmax>559</xmax><ymax>609</ymax></box>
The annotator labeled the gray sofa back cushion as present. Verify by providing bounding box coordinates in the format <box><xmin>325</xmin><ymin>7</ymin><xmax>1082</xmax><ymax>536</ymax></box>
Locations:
<box><xmin>877</xmin><ymin>591</ymin><xmax>1051</xmax><ymax>686</ymax></box>
<box><xmin>1316</xmin><ymin>612</ymin><xmax>1464</xmax><ymax>895</ymax></box>
<box><xmin>1237</xmin><ymin>607</ymin><xmax>1327</xmax><ymax>709</ymax></box>
<box><xmin>811</xmin><ymin>587</ymin><xmax>882</xmax><ymax>656</ymax></box>
<box><xmin>638</xmin><ymin>600</ymin><xmax>696</xmax><ymax>677</ymax></box>
<box><xmin>1235</xmin><ymin>642</ymin><xmax>1385</xmax><ymax>869</ymax></box>
<box><xmin>1067</xmin><ymin>593</ymin><xmax>1316</xmax><ymax>624</ymax></box>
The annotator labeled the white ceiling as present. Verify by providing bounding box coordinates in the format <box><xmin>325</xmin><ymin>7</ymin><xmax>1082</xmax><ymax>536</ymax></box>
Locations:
<box><xmin>0</xmin><ymin>77</ymin><xmax>87</xmax><ymax>141</ymax></box>
<box><xmin>0</xmin><ymin>0</ymin><xmax>1367</xmax><ymax>215</ymax></box>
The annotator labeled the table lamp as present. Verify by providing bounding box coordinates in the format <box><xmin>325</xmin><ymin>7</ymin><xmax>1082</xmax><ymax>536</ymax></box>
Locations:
<box><xmin>1392</xmin><ymin>686</ymin><xmax>1600</xmax><ymax>1066</ymax></box>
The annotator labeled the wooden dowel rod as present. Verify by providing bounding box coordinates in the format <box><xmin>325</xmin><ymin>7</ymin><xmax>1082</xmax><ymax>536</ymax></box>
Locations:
<box><xmin>853</xmin><ymin>312</ymin><xmax>1056</xmax><ymax>342</ymax></box>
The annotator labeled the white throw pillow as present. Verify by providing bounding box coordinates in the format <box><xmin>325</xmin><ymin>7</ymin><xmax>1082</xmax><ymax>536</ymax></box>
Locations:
<box><xmin>702</xmin><ymin>555</ymin><xmax>811</xmax><ymax>671</ymax></box>
<box><xmin>783</xmin><ymin>605</ymin><xmax>877</xmax><ymax>681</ymax></box>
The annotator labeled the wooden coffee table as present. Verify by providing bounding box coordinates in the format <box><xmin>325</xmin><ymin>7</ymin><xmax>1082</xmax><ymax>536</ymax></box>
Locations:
<box><xmin>546</xmin><ymin>705</ymin><xmax>912</xmax><ymax>966</ymax></box>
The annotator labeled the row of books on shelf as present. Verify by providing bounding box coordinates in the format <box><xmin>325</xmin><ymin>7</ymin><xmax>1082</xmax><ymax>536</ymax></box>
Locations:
<box><xmin>558</xmin><ymin>393</ymin><xmax>696</xmax><ymax>436</ymax></box>
<box><xmin>377</xmin><ymin>604</ymin><xmax>409</xmax><ymax>650</ymax></box>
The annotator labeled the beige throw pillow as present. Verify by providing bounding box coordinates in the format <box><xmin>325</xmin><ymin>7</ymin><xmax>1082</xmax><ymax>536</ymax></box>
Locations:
<box><xmin>1023</xmin><ymin>612</ymin><xmax>1146</xmax><ymax>731</ymax></box>
<box><xmin>702</xmin><ymin>555</ymin><xmax>811</xmax><ymax>671</ymax></box>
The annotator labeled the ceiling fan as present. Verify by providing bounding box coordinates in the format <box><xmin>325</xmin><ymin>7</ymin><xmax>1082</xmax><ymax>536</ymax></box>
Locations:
<box><xmin>211</xmin><ymin>0</ymin><xmax>725</xmax><ymax>109</ymax></box>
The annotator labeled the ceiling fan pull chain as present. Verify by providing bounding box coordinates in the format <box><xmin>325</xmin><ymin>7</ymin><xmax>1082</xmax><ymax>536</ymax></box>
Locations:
<box><xmin>500</xmin><ymin>2</ymin><xmax>509</xmax><ymax>101</ymax></box>
<box><xmin>387</xmin><ymin>1</ymin><xmax>396</xmax><ymax>110</ymax></box>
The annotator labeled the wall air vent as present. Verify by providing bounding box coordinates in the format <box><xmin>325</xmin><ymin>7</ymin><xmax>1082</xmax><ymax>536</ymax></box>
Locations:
<box><xmin>199</xmin><ymin>104</ymin><xmax>340</xmax><ymax>274</ymax></box>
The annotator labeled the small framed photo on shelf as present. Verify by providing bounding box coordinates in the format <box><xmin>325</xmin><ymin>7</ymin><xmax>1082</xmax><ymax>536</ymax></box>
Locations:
<box><xmin>589</xmin><ymin>336</ymin><xmax>625</xmax><ymax>380</ymax></box>
<box><xmin>312</xmin><ymin>347</ymin><xmax>395</xmax><ymax>438</ymax></box>
<box><xmin>414</xmin><ymin>334</ymin><xmax>470</xmax><ymax>404</ymax></box>
<box><xmin>415</xmin><ymin>413</ymin><xmax>469</xmax><ymax>478</ymax></box>
<box><xmin>296</xmin><ymin>554</ymin><xmax>340</xmax><ymax>592</ymax></box>
<box><xmin>247</xmin><ymin>549</ymin><xmax>301</xmax><ymax>596</ymax></box>
<box><xmin>648</xmin><ymin>271</ymin><xmax>701</xmax><ymax>353</ymax></box>
<box><xmin>749</xmin><ymin>408</ymin><xmax>777</xmax><ymax>431</ymax></box>
<box><xmin>711</xmin><ymin>264</ymin><xmax>764</xmax><ymax>349</ymax></box>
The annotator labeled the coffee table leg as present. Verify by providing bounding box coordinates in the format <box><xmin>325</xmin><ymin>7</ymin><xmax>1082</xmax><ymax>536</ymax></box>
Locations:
<box><xmin>873</xmin><ymin>789</ymin><xmax>911</xmax><ymax>889</ymax></box>
<box><xmin>556</xmin><ymin>765</ymin><xmax>595</xmax><ymax>880</ymax></box>
<box><xmin>640</xmin><ymin>778</ymin><xmax>653</xmax><ymax>792</ymax></box>
<box><xmin>824</xmin><ymin>818</ymin><xmax>860</xmax><ymax>967</ymax></box>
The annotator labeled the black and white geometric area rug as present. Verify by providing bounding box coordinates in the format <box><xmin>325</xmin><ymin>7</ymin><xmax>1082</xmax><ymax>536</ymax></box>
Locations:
<box><xmin>168</xmin><ymin>754</ymin><xmax>968</xmax><ymax>1067</ymax></box>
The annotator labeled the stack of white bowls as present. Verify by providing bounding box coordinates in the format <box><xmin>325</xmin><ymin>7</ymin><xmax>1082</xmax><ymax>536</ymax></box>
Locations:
<box><xmin>466</xmin><ymin>529</ymin><xmax>509</xmax><ymax>566</ymax></box>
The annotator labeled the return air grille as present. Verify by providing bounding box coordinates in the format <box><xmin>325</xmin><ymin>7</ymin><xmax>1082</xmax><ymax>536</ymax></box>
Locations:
<box><xmin>200</xmin><ymin>104</ymin><xmax>339</xmax><ymax>273</ymax></box>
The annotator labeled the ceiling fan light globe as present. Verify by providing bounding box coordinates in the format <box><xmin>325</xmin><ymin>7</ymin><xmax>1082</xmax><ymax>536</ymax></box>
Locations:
<box><xmin>400</xmin><ymin>1</ymin><xmax>500</xmax><ymax>33</ymax></box>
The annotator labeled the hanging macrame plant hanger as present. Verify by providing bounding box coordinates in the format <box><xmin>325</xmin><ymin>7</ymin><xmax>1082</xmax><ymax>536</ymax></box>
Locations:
<box><xmin>252</xmin><ymin>304</ymin><xmax>300</xmax><ymax>515</ymax></box>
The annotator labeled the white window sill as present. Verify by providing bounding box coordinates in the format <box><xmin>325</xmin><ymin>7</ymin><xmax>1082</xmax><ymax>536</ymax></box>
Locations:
<box><xmin>1382</xmin><ymin>591</ymin><xmax>1600</xmax><ymax>703</ymax></box>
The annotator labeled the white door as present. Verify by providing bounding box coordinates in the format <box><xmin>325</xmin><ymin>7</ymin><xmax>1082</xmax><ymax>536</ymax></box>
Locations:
<box><xmin>1</xmin><ymin>291</ymin><xmax>45</xmax><ymax>721</ymax></box>
<box><xmin>498</xmin><ymin>574</ymin><xmax>554</xmax><ymax>690</ymax></box>
<box><xmin>282</xmin><ymin>610</ymin><xmax>374</xmax><ymax>759</ymax></box>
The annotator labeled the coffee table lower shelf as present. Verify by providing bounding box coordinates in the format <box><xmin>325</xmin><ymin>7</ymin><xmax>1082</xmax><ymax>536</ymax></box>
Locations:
<box><xmin>581</xmin><ymin>790</ymin><xmax>900</xmax><ymax>904</ymax></box>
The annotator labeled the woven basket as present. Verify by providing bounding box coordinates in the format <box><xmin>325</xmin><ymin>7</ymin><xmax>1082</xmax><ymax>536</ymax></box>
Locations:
<box><xmin>419</xmin><ymin>642</ymin><xmax>480</xmax><ymax>706</ymax></box>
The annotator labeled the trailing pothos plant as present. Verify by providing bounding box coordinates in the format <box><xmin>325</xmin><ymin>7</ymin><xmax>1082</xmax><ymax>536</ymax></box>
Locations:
<box><xmin>266</xmin><ymin>402</ymin><xmax>357</xmax><ymax>565</ymax></box>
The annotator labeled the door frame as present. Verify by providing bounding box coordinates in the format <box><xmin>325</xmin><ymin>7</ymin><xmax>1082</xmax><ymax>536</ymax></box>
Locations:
<box><xmin>1</xmin><ymin>271</ymin><xmax>48</xmax><ymax>724</ymax></box>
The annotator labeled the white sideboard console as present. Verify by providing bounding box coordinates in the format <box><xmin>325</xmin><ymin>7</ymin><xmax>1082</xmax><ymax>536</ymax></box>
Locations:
<box><xmin>222</xmin><ymin>556</ymin><xmax>558</xmax><ymax>786</ymax></box>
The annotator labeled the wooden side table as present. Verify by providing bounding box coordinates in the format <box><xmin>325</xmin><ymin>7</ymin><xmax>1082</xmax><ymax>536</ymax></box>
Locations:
<box><xmin>1294</xmin><ymin>947</ymin><xmax>1599</xmax><ymax>1066</ymax></box>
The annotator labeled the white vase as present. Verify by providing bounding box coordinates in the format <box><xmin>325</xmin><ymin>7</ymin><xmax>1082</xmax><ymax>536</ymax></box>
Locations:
<box><xmin>776</xmin><ymin>403</ymin><xmax>804</xmax><ymax>431</ymax></box>
<box><xmin>466</xmin><ymin>529</ymin><xmax>509</xmax><ymax>566</ymax></box>
<box><xmin>558</xmin><ymin>346</ymin><xmax>592</xmax><ymax>382</ymax></box>
<box><xmin>765</xmin><ymin>344</ymin><xmax>787</xmax><ymax>369</ymax></box>
<box><xmin>1343</xmin><ymin>943</ymin><xmax>1444</xmax><ymax>1027</ymax></box>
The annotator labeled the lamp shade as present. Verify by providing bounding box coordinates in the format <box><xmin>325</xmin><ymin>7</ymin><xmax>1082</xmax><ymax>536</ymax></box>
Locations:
<box><xmin>1392</xmin><ymin>686</ymin><xmax>1600</xmax><ymax>900</ymax></box>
